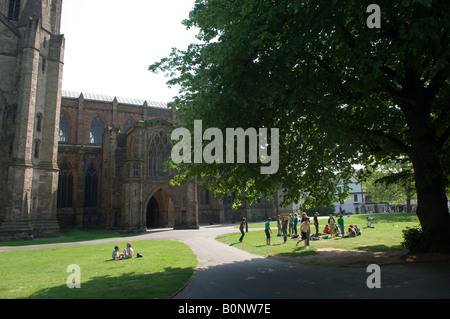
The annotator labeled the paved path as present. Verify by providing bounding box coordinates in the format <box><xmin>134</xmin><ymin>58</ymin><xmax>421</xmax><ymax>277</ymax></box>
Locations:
<box><xmin>1</xmin><ymin>224</ymin><xmax>450</xmax><ymax>299</ymax></box>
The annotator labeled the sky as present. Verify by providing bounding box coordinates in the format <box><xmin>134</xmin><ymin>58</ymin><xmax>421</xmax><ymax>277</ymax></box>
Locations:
<box><xmin>60</xmin><ymin>0</ymin><xmax>199</xmax><ymax>103</ymax></box>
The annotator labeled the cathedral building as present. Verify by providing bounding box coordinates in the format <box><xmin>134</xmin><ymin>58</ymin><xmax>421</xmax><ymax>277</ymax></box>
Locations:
<box><xmin>0</xmin><ymin>1</ymin><xmax>291</xmax><ymax>240</ymax></box>
<box><xmin>0</xmin><ymin>0</ymin><xmax>63</xmax><ymax>240</ymax></box>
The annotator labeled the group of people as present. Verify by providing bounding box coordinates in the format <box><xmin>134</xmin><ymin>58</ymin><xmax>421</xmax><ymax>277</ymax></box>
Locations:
<box><xmin>324</xmin><ymin>214</ymin><xmax>361</xmax><ymax>237</ymax></box>
<box><xmin>238</xmin><ymin>212</ymin><xmax>363</xmax><ymax>247</ymax></box>
<box><xmin>275</xmin><ymin>212</ymin><xmax>314</xmax><ymax>247</ymax></box>
<box><xmin>112</xmin><ymin>242</ymin><xmax>134</xmax><ymax>260</ymax></box>
<box><xmin>240</xmin><ymin>212</ymin><xmax>319</xmax><ymax>248</ymax></box>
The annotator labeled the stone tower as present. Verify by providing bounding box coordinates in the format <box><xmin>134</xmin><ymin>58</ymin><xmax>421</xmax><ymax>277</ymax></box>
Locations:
<box><xmin>0</xmin><ymin>0</ymin><xmax>64</xmax><ymax>240</ymax></box>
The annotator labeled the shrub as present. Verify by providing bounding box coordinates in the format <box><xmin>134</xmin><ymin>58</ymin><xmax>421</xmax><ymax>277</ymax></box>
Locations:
<box><xmin>401</xmin><ymin>226</ymin><xmax>438</xmax><ymax>253</ymax></box>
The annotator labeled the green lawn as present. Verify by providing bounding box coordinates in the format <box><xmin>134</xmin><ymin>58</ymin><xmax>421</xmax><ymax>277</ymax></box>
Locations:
<box><xmin>0</xmin><ymin>240</ymin><xmax>197</xmax><ymax>299</ymax></box>
<box><xmin>218</xmin><ymin>212</ymin><xmax>419</xmax><ymax>257</ymax></box>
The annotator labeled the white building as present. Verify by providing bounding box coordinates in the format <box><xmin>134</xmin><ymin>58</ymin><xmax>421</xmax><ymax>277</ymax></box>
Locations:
<box><xmin>334</xmin><ymin>177</ymin><xmax>387</xmax><ymax>215</ymax></box>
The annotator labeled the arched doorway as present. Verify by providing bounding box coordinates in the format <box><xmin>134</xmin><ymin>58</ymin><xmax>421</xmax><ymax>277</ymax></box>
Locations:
<box><xmin>146</xmin><ymin>197</ymin><xmax>159</xmax><ymax>228</ymax></box>
<box><xmin>146</xmin><ymin>188</ymin><xmax>174</xmax><ymax>228</ymax></box>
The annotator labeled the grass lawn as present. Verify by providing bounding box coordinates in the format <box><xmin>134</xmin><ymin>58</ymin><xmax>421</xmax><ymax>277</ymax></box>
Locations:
<box><xmin>0</xmin><ymin>240</ymin><xmax>197</xmax><ymax>299</ymax></box>
<box><xmin>217</xmin><ymin>212</ymin><xmax>420</xmax><ymax>257</ymax></box>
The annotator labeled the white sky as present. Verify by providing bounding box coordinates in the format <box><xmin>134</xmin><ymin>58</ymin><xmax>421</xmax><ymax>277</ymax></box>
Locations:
<box><xmin>60</xmin><ymin>0</ymin><xmax>199</xmax><ymax>103</ymax></box>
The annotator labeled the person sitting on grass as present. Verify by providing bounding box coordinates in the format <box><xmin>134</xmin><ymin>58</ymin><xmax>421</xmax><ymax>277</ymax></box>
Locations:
<box><xmin>123</xmin><ymin>242</ymin><xmax>134</xmax><ymax>259</ymax></box>
<box><xmin>354</xmin><ymin>224</ymin><xmax>361</xmax><ymax>236</ymax></box>
<box><xmin>344</xmin><ymin>225</ymin><xmax>356</xmax><ymax>238</ymax></box>
<box><xmin>112</xmin><ymin>245</ymin><xmax>124</xmax><ymax>260</ymax></box>
<box><xmin>324</xmin><ymin>224</ymin><xmax>331</xmax><ymax>234</ymax></box>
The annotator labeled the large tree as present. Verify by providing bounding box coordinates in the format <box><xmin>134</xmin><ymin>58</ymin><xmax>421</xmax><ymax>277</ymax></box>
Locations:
<box><xmin>150</xmin><ymin>0</ymin><xmax>450</xmax><ymax>251</ymax></box>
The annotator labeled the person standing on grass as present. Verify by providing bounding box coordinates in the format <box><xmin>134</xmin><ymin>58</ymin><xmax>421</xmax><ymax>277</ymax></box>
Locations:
<box><xmin>281</xmin><ymin>216</ymin><xmax>289</xmax><ymax>243</ymax></box>
<box><xmin>239</xmin><ymin>217</ymin><xmax>246</xmax><ymax>242</ymax></box>
<box><xmin>301</xmin><ymin>212</ymin><xmax>310</xmax><ymax>246</ymax></box>
<box><xmin>293</xmin><ymin>213</ymin><xmax>299</xmax><ymax>236</ymax></box>
<box><xmin>265</xmin><ymin>218</ymin><xmax>272</xmax><ymax>245</ymax></box>
<box><xmin>328</xmin><ymin>214</ymin><xmax>336</xmax><ymax>238</ymax></box>
<box><xmin>288</xmin><ymin>214</ymin><xmax>294</xmax><ymax>236</ymax></box>
<box><xmin>314</xmin><ymin>212</ymin><xmax>319</xmax><ymax>236</ymax></box>
<box><xmin>277</xmin><ymin>215</ymin><xmax>282</xmax><ymax>236</ymax></box>
<box><xmin>296</xmin><ymin>217</ymin><xmax>310</xmax><ymax>248</ymax></box>
<box><xmin>338</xmin><ymin>214</ymin><xmax>345</xmax><ymax>236</ymax></box>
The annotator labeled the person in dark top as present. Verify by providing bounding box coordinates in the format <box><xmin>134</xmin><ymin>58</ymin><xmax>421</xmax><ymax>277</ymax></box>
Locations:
<box><xmin>313</xmin><ymin>212</ymin><xmax>319</xmax><ymax>236</ymax></box>
<box><xmin>281</xmin><ymin>216</ymin><xmax>289</xmax><ymax>243</ymax></box>
<box><xmin>239</xmin><ymin>218</ymin><xmax>246</xmax><ymax>242</ymax></box>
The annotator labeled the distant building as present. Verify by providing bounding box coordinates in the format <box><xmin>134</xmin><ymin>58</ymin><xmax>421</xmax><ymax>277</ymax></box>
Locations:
<box><xmin>334</xmin><ymin>176</ymin><xmax>387</xmax><ymax>215</ymax></box>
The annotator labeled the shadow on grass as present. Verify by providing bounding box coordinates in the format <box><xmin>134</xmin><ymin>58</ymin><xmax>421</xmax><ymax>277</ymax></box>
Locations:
<box><xmin>356</xmin><ymin>244</ymin><xmax>405</xmax><ymax>252</ymax></box>
<box><xmin>0</xmin><ymin>229</ymin><xmax>142</xmax><ymax>247</ymax></box>
<box><xmin>27</xmin><ymin>266</ymin><xmax>195</xmax><ymax>299</ymax></box>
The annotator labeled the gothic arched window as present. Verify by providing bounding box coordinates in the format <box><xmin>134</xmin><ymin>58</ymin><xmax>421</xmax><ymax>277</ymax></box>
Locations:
<box><xmin>122</xmin><ymin>119</ymin><xmax>133</xmax><ymax>133</ymax></box>
<box><xmin>148</xmin><ymin>131</ymin><xmax>172</xmax><ymax>178</ymax></box>
<box><xmin>36</xmin><ymin>113</ymin><xmax>43</xmax><ymax>132</ymax></box>
<box><xmin>8</xmin><ymin>0</ymin><xmax>21</xmax><ymax>21</ymax></box>
<box><xmin>57</xmin><ymin>161</ymin><xmax>73</xmax><ymax>209</ymax></box>
<box><xmin>59</xmin><ymin>113</ymin><xmax>69</xmax><ymax>142</ymax></box>
<box><xmin>89</xmin><ymin>116</ymin><xmax>104</xmax><ymax>144</ymax></box>
<box><xmin>84</xmin><ymin>162</ymin><xmax>99</xmax><ymax>208</ymax></box>
<box><xmin>34</xmin><ymin>139</ymin><xmax>41</xmax><ymax>158</ymax></box>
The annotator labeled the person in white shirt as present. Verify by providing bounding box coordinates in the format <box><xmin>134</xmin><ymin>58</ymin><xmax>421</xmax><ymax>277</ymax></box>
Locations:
<box><xmin>123</xmin><ymin>242</ymin><xmax>134</xmax><ymax>259</ymax></box>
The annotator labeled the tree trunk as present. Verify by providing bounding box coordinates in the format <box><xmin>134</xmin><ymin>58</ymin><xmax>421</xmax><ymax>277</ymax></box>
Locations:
<box><xmin>401</xmin><ymin>82</ymin><xmax>450</xmax><ymax>252</ymax></box>
<box><xmin>412</xmin><ymin>156</ymin><xmax>450</xmax><ymax>252</ymax></box>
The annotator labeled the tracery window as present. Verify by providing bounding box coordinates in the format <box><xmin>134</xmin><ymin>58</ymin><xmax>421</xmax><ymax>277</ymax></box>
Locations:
<box><xmin>148</xmin><ymin>131</ymin><xmax>172</xmax><ymax>178</ymax></box>
<box><xmin>57</xmin><ymin>161</ymin><xmax>73</xmax><ymax>209</ymax></box>
<box><xmin>89</xmin><ymin>116</ymin><xmax>104</xmax><ymax>144</ymax></box>
<box><xmin>122</xmin><ymin>119</ymin><xmax>133</xmax><ymax>133</ymax></box>
<box><xmin>198</xmin><ymin>185</ymin><xmax>210</xmax><ymax>205</ymax></box>
<box><xmin>59</xmin><ymin>113</ymin><xmax>69</xmax><ymax>142</ymax></box>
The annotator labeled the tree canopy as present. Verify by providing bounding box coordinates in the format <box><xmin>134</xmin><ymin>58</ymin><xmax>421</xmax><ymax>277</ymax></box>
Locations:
<box><xmin>150</xmin><ymin>0</ymin><xmax>450</xmax><ymax>250</ymax></box>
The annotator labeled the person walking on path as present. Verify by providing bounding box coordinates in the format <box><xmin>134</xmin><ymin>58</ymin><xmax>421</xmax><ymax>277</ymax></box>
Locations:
<box><xmin>281</xmin><ymin>216</ymin><xmax>289</xmax><ymax>243</ymax></box>
<box><xmin>338</xmin><ymin>214</ymin><xmax>345</xmax><ymax>237</ymax></box>
<box><xmin>265</xmin><ymin>218</ymin><xmax>272</xmax><ymax>245</ymax></box>
<box><xmin>239</xmin><ymin>218</ymin><xmax>246</xmax><ymax>242</ymax></box>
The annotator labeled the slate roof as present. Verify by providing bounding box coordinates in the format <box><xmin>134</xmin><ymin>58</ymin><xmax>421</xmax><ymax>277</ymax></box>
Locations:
<box><xmin>62</xmin><ymin>90</ymin><xmax>168</xmax><ymax>108</ymax></box>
